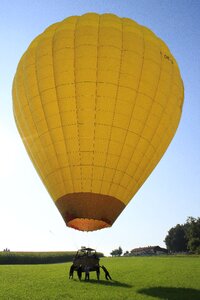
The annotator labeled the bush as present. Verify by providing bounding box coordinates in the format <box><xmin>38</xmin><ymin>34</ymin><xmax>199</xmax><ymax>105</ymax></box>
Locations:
<box><xmin>0</xmin><ymin>251</ymin><xmax>104</xmax><ymax>265</ymax></box>
<box><xmin>0</xmin><ymin>251</ymin><xmax>76</xmax><ymax>265</ymax></box>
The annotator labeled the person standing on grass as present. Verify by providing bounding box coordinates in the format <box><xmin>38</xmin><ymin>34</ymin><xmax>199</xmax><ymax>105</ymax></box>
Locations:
<box><xmin>85</xmin><ymin>266</ymin><xmax>90</xmax><ymax>281</ymax></box>
<box><xmin>77</xmin><ymin>265</ymin><xmax>82</xmax><ymax>280</ymax></box>
<box><xmin>69</xmin><ymin>264</ymin><xmax>75</xmax><ymax>279</ymax></box>
<box><xmin>101</xmin><ymin>265</ymin><xmax>112</xmax><ymax>280</ymax></box>
<box><xmin>96</xmin><ymin>265</ymin><xmax>100</xmax><ymax>280</ymax></box>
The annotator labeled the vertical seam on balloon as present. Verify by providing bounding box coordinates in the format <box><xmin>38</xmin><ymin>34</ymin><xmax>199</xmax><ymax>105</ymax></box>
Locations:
<box><xmin>131</xmin><ymin>43</ymin><xmax>175</xmax><ymax>190</ymax></box>
<box><xmin>125</xmin><ymin>43</ymin><xmax>175</xmax><ymax>201</ymax></box>
<box><xmin>13</xmin><ymin>77</ymin><xmax>38</xmax><ymax>170</ymax></box>
<box><xmin>136</xmin><ymin>56</ymin><xmax>175</xmax><ymax>187</ymax></box>
<box><xmin>34</xmin><ymin>34</ymin><xmax>66</xmax><ymax>197</ymax></box>
<box><xmin>74</xmin><ymin>17</ymin><xmax>83</xmax><ymax>192</ymax></box>
<box><xmin>52</xmin><ymin>22</ymin><xmax>75</xmax><ymax>194</ymax></box>
<box><xmin>115</xmin><ymin>32</ymin><xmax>164</xmax><ymax>199</ymax></box>
<box><xmin>18</xmin><ymin>57</ymin><xmax>53</xmax><ymax>198</ymax></box>
<box><xmin>106</xmin><ymin>22</ymin><xmax>146</xmax><ymax>198</ymax></box>
<box><xmin>99</xmin><ymin>18</ymin><xmax>124</xmax><ymax>195</ymax></box>
<box><xmin>14</xmin><ymin>108</ymin><xmax>50</xmax><ymax>196</ymax></box>
<box><xmin>21</xmin><ymin>57</ymin><xmax>52</xmax><ymax>180</ymax></box>
<box><xmin>125</xmin><ymin>44</ymin><xmax>163</xmax><ymax>188</ymax></box>
<box><xmin>90</xmin><ymin>15</ymin><xmax>100</xmax><ymax>193</ymax></box>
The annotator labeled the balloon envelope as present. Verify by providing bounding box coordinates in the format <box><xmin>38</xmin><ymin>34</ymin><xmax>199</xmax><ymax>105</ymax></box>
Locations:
<box><xmin>13</xmin><ymin>13</ymin><xmax>184</xmax><ymax>231</ymax></box>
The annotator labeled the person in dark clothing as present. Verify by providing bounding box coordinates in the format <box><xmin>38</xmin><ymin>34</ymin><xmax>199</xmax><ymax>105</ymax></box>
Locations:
<box><xmin>77</xmin><ymin>265</ymin><xmax>82</xmax><ymax>280</ymax></box>
<box><xmin>85</xmin><ymin>266</ymin><xmax>90</xmax><ymax>281</ymax></box>
<box><xmin>101</xmin><ymin>265</ymin><xmax>112</xmax><ymax>280</ymax></box>
<box><xmin>69</xmin><ymin>264</ymin><xmax>75</xmax><ymax>279</ymax></box>
<box><xmin>96</xmin><ymin>265</ymin><xmax>100</xmax><ymax>280</ymax></box>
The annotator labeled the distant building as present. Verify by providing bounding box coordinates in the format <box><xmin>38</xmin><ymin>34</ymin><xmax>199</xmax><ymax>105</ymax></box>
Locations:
<box><xmin>130</xmin><ymin>246</ymin><xmax>168</xmax><ymax>256</ymax></box>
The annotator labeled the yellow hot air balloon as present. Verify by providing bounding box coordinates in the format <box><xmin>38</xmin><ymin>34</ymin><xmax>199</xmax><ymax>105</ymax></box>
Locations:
<box><xmin>13</xmin><ymin>13</ymin><xmax>184</xmax><ymax>231</ymax></box>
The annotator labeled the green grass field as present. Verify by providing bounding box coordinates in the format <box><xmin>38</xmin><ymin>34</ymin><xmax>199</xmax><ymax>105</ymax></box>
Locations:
<box><xmin>0</xmin><ymin>256</ymin><xmax>200</xmax><ymax>300</ymax></box>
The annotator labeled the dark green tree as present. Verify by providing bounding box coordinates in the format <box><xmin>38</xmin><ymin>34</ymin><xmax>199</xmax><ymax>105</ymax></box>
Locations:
<box><xmin>188</xmin><ymin>238</ymin><xmax>200</xmax><ymax>253</ymax></box>
<box><xmin>123</xmin><ymin>250</ymin><xmax>129</xmax><ymax>256</ymax></box>
<box><xmin>118</xmin><ymin>246</ymin><xmax>123</xmax><ymax>256</ymax></box>
<box><xmin>164</xmin><ymin>217</ymin><xmax>200</xmax><ymax>253</ymax></box>
<box><xmin>110</xmin><ymin>246</ymin><xmax>123</xmax><ymax>256</ymax></box>
<box><xmin>164</xmin><ymin>224</ymin><xmax>188</xmax><ymax>252</ymax></box>
<box><xmin>185</xmin><ymin>217</ymin><xmax>200</xmax><ymax>239</ymax></box>
<box><xmin>185</xmin><ymin>217</ymin><xmax>200</xmax><ymax>253</ymax></box>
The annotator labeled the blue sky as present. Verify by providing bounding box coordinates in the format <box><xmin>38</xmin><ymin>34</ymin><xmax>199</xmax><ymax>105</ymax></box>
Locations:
<box><xmin>0</xmin><ymin>0</ymin><xmax>199</xmax><ymax>255</ymax></box>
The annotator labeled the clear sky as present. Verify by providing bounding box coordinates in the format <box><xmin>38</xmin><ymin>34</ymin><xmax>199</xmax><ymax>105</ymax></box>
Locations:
<box><xmin>0</xmin><ymin>0</ymin><xmax>199</xmax><ymax>256</ymax></box>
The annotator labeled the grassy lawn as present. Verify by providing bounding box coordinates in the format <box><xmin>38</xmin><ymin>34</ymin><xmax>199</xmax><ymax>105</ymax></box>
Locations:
<box><xmin>0</xmin><ymin>256</ymin><xmax>200</xmax><ymax>300</ymax></box>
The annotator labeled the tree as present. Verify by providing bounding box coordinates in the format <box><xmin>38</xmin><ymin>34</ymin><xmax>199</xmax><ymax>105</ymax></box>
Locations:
<box><xmin>164</xmin><ymin>224</ymin><xmax>188</xmax><ymax>252</ymax></box>
<box><xmin>188</xmin><ymin>238</ymin><xmax>200</xmax><ymax>254</ymax></box>
<box><xmin>118</xmin><ymin>246</ymin><xmax>123</xmax><ymax>256</ymax></box>
<box><xmin>110</xmin><ymin>246</ymin><xmax>123</xmax><ymax>256</ymax></box>
<box><xmin>164</xmin><ymin>217</ymin><xmax>200</xmax><ymax>253</ymax></box>
<box><xmin>185</xmin><ymin>217</ymin><xmax>200</xmax><ymax>253</ymax></box>
<box><xmin>185</xmin><ymin>217</ymin><xmax>200</xmax><ymax>239</ymax></box>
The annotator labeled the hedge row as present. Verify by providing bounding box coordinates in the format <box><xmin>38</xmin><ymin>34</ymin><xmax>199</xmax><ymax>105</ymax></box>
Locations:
<box><xmin>0</xmin><ymin>251</ymin><xmax>104</xmax><ymax>265</ymax></box>
<box><xmin>0</xmin><ymin>251</ymin><xmax>76</xmax><ymax>265</ymax></box>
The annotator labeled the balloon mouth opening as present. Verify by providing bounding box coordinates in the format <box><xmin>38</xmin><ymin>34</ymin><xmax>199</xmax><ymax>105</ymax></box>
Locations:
<box><xmin>67</xmin><ymin>218</ymin><xmax>111</xmax><ymax>232</ymax></box>
<box><xmin>56</xmin><ymin>192</ymin><xmax>126</xmax><ymax>232</ymax></box>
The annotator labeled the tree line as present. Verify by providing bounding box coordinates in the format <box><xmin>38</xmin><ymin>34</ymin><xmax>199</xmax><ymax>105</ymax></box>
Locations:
<box><xmin>110</xmin><ymin>246</ymin><xmax>123</xmax><ymax>256</ymax></box>
<box><xmin>164</xmin><ymin>217</ymin><xmax>200</xmax><ymax>254</ymax></box>
<box><xmin>110</xmin><ymin>217</ymin><xmax>200</xmax><ymax>256</ymax></box>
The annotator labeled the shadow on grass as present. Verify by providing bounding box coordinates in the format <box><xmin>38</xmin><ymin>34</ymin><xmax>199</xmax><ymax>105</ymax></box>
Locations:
<box><xmin>79</xmin><ymin>279</ymin><xmax>132</xmax><ymax>288</ymax></box>
<box><xmin>138</xmin><ymin>286</ymin><xmax>200</xmax><ymax>300</ymax></box>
